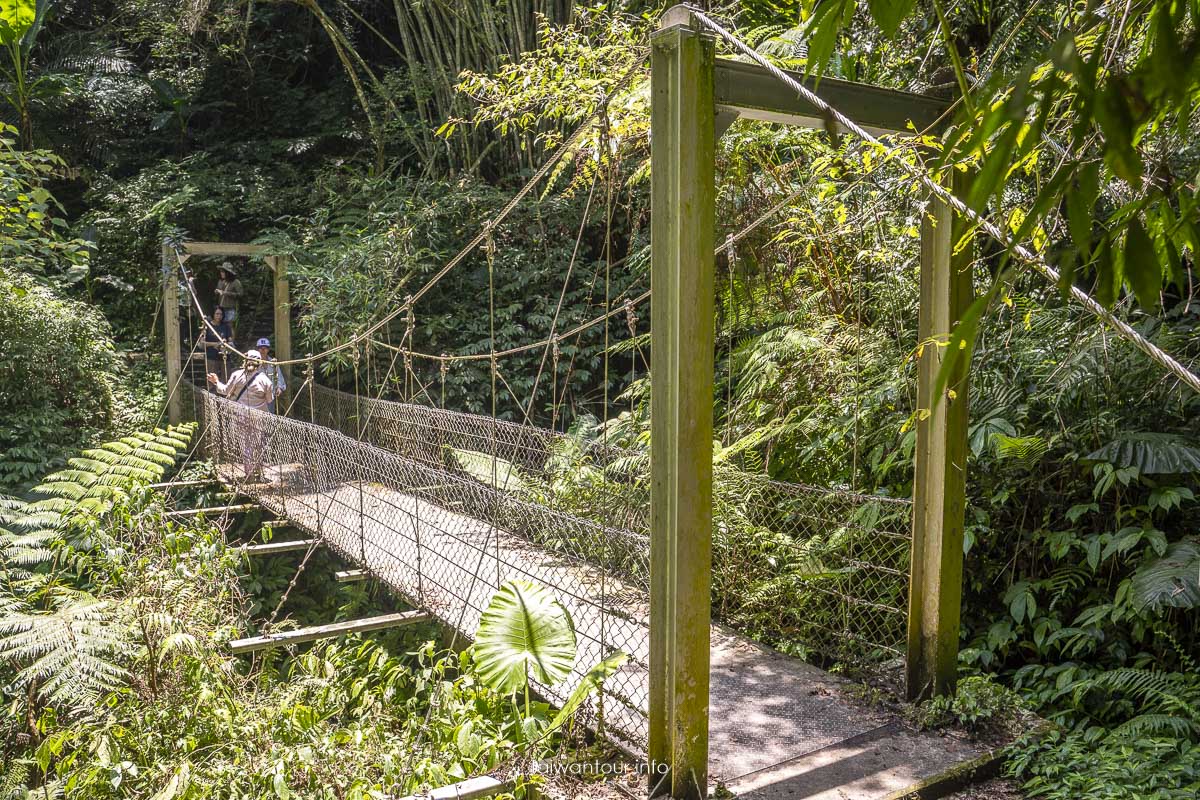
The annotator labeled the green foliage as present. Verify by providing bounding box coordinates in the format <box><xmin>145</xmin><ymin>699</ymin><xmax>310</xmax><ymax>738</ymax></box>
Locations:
<box><xmin>0</xmin><ymin>598</ymin><xmax>131</xmax><ymax>710</ymax></box>
<box><xmin>915</xmin><ymin>675</ymin><xmax>1027</xmax><ymax>734</ymax></box>
<box><xmin>1008</xmin><ymin>728</ymin><xmax>1200</xmax><ymax>800</ymax></box>
<box><xmin>473</xmin><ymin>580</ymin><xmax>577</xmax><ymax>699</ymax></box>
<box><xmin>0</xmin><ymin>271</ymin><xmax>122</xmax><ymax>493</ymax></box>
<box><xmin>0</xmin><ymin>124</ymin><xmax>89</xmax><ymax>283</ymax></box>
<box><xmin>0</xmin><ymin>438</ymin><xmax>599</xmax><ymax>797</ymax></box>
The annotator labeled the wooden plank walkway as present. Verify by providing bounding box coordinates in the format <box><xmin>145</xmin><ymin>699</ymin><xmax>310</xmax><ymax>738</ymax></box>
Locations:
<box><xmin>218</xmin><ymin>463</ymin><xmax>989</xmax><ymax>796</ymax></box>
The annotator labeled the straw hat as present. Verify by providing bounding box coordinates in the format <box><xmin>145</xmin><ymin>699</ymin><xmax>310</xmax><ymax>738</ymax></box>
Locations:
<box><xmin>219</xmin><ymin>260</ymin><xmax>238</xmax><ymax>277</ymax></box>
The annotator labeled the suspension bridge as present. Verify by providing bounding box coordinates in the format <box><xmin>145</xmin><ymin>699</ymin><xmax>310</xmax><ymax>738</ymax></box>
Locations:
<box><xmin>155</xmin><ymin>5</ymin><xmax>1200</xmax><ymax>798</ymax></box>
<box><xmin>192</xmin><ymin>383</ymin><xmax>987</xmax><ymax>797</ymax></box>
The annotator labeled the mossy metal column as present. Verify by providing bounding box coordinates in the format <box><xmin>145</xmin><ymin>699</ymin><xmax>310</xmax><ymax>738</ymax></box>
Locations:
<box><xmin>162</xmin><ymin>242</ymin><xmax>182</xmax><ymax>425</ymax></box>
<box><xmin>266</xmin><ymin>255</ymin><xmax>292</xmax><ymax>402</ymax></box>
<box><xmin>649</xmin><ymin>12</ymin><xmax>715</xmax><ymax>800</ymax></box>
<box><xmin>907</xmin><ymin>171</ymin><xmax>973</xmax><ymax>700</ymax></box>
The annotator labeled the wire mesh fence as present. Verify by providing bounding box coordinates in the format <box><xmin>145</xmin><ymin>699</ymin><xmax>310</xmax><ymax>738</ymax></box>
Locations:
<box><xmin>194</xmin><ymin>384</ymin><xmax>651</xmax><ymax>751</ymax></box>
<box><xmin>190</xmin><ymin>381</ymin><xmax>912</xmax><ymax>750</ymax></box>
<box><xmin>299</xmin><ymin>384</ymin><xmax>911</xmax><ymax>666</ymax></box>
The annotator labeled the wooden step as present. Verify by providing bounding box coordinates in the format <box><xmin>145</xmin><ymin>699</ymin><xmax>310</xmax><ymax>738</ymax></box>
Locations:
<box><xmin>229</xmin><ymin>611</ymin><xmax>432</xmax><ymax>653</ymax></box>
<box><xmin>238</xmin><ymin>538</ymin><xmax>320</xmax><ymax>556</ymax></box>
<box><xmin>166</xmin><ymin>503</ymin><xmax>258</xmax><ymax>519</ymax></box>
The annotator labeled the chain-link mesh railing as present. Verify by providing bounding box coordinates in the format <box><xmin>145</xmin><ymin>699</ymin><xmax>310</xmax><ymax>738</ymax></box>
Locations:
<box><xmin>190</xmin><ymin>381</ymin><xmax>912</xmax><ymax>750</ymax></box>
<box><xmin>194</xmin><ymin>384</ymin><xmax>651</xmax><ymax>750</ymax></box>
<box><xmin>301</xmin><ymin>385</ymin><xmax>911</xmax><ymax>664</ymax></box>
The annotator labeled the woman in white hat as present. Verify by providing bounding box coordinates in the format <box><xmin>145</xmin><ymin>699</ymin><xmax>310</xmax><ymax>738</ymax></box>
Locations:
<box><xmin>207</xmin><ymin>349</ymin><xmax>274</xmax><ymax>480</ymax></box>
<box><xmin>215</xmin><ymin>262</ymin><xmax>244</xmax><ymax>329</ymax></box>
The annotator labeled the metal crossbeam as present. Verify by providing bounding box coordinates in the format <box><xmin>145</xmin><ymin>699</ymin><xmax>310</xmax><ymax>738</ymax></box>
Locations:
<box><xmin>239</xmin><ymin>538</ymin><xmax>320</xmax><ymax>556</ymax></box>
<box><xmin>165</xmin><ymin>503</ymin><xmax>259</xmax><ymax>519</ymax></box>
<box><xmin>335</xmin><ymin>569</ymin><xmax>369</xmax><ymax>582</ymax></box>
<box><xmin>229</xmin><ymin>611</ymin><xmax>430</xmax><ymax>653</ymax></box>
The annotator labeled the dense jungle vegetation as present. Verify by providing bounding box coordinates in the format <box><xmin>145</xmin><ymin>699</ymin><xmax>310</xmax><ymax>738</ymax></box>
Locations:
<box><xmin>2</xmin><ymin>0</ymin><xmax>1199</xmax><ymax>798</ymax></box>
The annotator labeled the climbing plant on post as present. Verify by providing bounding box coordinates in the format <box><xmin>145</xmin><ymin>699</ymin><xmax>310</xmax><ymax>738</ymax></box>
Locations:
<box><xmin>648</xmin><ymin>8</ymin><xmax>715</xmax><ymax>800</ymax></box>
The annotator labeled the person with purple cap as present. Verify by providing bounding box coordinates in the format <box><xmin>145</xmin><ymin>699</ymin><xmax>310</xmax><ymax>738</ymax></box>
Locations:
<box><xmin>255</xmin><ymin>337</ymin><xmax>286</xmax><ymax>412</ymax></box>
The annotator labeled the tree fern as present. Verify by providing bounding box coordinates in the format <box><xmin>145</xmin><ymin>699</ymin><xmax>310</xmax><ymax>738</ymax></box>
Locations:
<box><xmin>28</xmin><ymin>423</ymin><xmax>195</xmax><ymax>533</ymax></box>
<box><xmin>0</xmin><ymin>598</ymin><xmax>132</xmax><ymax>709</ymax></box>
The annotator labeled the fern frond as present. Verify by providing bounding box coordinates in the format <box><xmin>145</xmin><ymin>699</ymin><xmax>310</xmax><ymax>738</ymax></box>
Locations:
<box><xmin>1110</xmin><ymin>712</ymin><xmax>1198</xmax><ymax>739</ymax></box>
<box><xmin>31</xmin><ymin>482</ymin><xmax>89</xmax><ymax>501</ymax></box>
<box><xmin>138</xmin><ymin>442</ymin><xmax>179</xmax><ymax>458</ymax></box>
<box><xmin>993</xmin><ymin>434</ymin><xmax>1049</xmax><ymax>465</ymax></box>
<box><xmin>25</xmin><ymin>498</ymin><xmax>75</xmax><ymax>514</ymax></box>
<box><xmin>0</xmin><ymin>601</ymin><xmax>131</xmax><ymax>708</ymax></box>
<box><xmin>40</xmin><ymin>469</ymin><xmax>101</xmax><ymax>487</ymax></box>
<box><xmin>130</xmin><ymin>450</ymin><xmax>176</xmax><ymax>468</ymax></box>
<box><xmin>80</xmin><ymin>449</ymin><xmax>122</xmax><ymax>465</ymax></box>
<box><xmin>67</xmin><ymin>457</ymin><xmax>112</xmax><ymax>473</ymax></box>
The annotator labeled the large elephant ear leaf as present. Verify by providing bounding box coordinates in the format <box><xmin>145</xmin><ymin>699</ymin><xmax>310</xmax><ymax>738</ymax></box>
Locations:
<box><xmin>473</xmin><ymin>580</ymin><xmax>576</xmax><ymax>694</ymax></box>
<box><xmin>1084</xmin><ymin>433</ymin><xmax>1200</xmax><ymax>474</ymax></box>
<box><xmin>0</xmin><ymin>0</ymin><xmax>36</xmax><ymax>45</ymax></box>
<box><xmin>1132</xmin><ymin>539</ymin><xmax>1200</xmax><ymax>611</ymax></box>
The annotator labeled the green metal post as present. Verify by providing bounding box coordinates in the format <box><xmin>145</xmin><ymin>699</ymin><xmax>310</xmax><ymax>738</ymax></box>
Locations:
<box><xmin>163</xmin><ymin>241</ymin><xmax>182</xmax><ymax>426</ymax></box>
<box><xmin>649</xmin><ymin>11</ymin><xmax>715</xmax><ymax>799</ymax></box>
<box><xmin>907</xmin><ymin>170</ymin><xmax>973</xmax><ymax>700</ymax></box>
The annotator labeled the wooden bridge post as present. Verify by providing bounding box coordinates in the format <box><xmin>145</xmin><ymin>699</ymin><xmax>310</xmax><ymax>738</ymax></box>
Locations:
<box><xmin>907</xmin><ymin>170</ymin><xmax>973</xmax><ymax>700</ymax></box>
<box><xmin>649</xmin><ymin>9</ymin><xmax>715</xmax><ymax>799</ymax></box>
<box><xmin>162</xmin><ymin>241</ymin><xmax>183</xmax><ymax>426</ymax></box>
<box><xmin>267</xmin><ymin>255</ymin><xmax>293</xmax><ymax>408</ymax></box>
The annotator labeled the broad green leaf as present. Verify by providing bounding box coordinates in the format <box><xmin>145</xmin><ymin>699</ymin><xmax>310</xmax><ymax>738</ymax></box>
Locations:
<box><xmin>966</xmin><ymin>122</ymin><xmax>1019</xmax><ymax>214</ymax></box>
<box><xmin>1123</xmin><ymin>217</ymin><xmax>1160</xmax><ymax>311</ymax></box>
<box><xmin>543</xmin><ymin>651</ymin><xmax>628</xmax><ymax>736</ymax></box>
<box><xmin>801</xmin><ymin>0</ymin><xmax>851</xmax><ymax>77</ymax></box>
<box><xmin>0</xmin><ymin>0</ymin><xmax>34</xmax><ymax>45</ymax></box>
<box><xmin>1084</xmin><ymin>433</ymin><xmax>1200</xmax><ymax>475</ymax></box>
<box><xmin>1093</xmin><ymin>236</ymin><xmax>1119</xmax><ymax>308</ymax></box>
<box><xmin>1131</xmin><ymin>539</ymin><xmax>1200</xmax><ymax>611</ymax></box>
<box><xmin>866</xmin><ymin>0</ymin><xmax>914</xmax><ymax>38</ymax></box>
<box><xmin>473</xmin><ymin>580</ymin><xmax>576</xmax><ymax>695</ymax></box>
<box><xmin>1066</xmin><ymin>162</ymin><xmax>1099</xmax><ymax>259</ymax></box>
<box><xmin>1094</xmin><ymin>79</ymin><xmax>1143</xmax><ymax>183</ymax></box>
